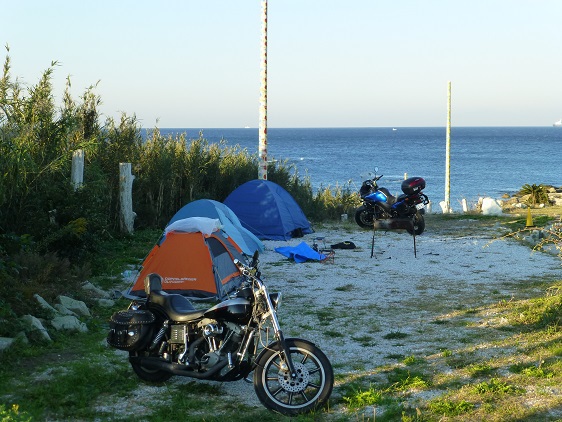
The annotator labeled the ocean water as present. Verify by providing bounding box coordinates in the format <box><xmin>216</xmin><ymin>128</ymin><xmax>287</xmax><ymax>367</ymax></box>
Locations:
<box><xmin>153</xmin><ymin>127</ymin><xmax>562</xmax><ymax>210</ymax></box>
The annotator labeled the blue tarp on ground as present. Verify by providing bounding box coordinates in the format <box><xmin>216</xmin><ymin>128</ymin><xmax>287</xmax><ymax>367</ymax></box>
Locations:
<box><xmin>168</xmin><ymin>199</ymin><xmax>264</xmax><ymax>255</ymax></box>
<box><xmin>224</xmin><ymin>180</ymin><xmax>313</xmax><ymax>240</ymax></box>
<box><xmin>275</xmin><ymin>242</ymin><xmax>326</xmax><ymax>263</ymax></box>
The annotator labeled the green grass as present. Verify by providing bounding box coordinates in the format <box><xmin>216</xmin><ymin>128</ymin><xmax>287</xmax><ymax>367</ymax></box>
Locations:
<box><xmin>334</xmin><ymin>283</ymin><xmax>355</xmax><ymax>292</ymax></box>
<box><xmin>402</xmin><ymin>355</ymin><xmax>424</xmax><ymax>366</ymax></box>
<box><xmin>342</xmin><ymin>384</ymin><xmax>386</xmax><ymax>409</ymax></box>
<box><xmin>471</xmin><ymin>378</ymin><xmax>524</xmax><ymax>395</ymax></box>
<box><xmin>351</xmin><ymin>335</ymin><xmax>376</xmax><ymax>347</ymax></box>
<box><xmin>386</xmin><ymin>368</ymin><xmax>430</xmax><ymax>391</ymax></box>
<box><xmin>382</xmin><ymin>331</ymin><xmax>409</xmax><ymax>340</ymax></box>
<box><xmin>466</xmin><ymin>362</ymin><xmax>494</xmax><ymax>377</ymax></box>
<box><xmin>428</xmin><ymin>398</ymin><xmax>475</xmax><ymax>416</ymax></box>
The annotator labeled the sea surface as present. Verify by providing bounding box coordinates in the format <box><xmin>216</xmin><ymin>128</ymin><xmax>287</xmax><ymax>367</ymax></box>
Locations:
<box><xmin>151</xmin><ymin>127</ymin><xmax>562</xmax><ymax>211</ymax></box>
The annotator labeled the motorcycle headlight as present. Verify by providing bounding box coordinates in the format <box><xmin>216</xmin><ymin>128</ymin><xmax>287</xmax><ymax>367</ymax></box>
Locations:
<box><xmin>269</xmin><ymin>292</ymin><xmax>281</xmax><ymax>311</ymax></box>
<box><xmin>236</xmin><ymin>286</ymin><xmax>254</xmax><ymax>299</ymax></box>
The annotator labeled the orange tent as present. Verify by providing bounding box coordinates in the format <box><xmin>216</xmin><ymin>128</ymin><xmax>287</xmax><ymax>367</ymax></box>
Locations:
<box><xmin>128</xmin><ymin>228</ymin><xmax>247</xmax><ymax>300</ymax></box>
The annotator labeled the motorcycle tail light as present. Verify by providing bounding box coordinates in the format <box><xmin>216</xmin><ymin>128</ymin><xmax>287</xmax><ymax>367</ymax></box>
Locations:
<box><xmin>269</xmin><ymin>293</ymin><xmax>281</xmax><ymax>311</ymax></box>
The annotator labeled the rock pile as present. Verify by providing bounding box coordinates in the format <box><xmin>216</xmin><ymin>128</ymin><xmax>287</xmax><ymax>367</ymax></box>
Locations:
<box><xmin>0</xmin><ymin>281</ymin><xmax>116</xmax><ymax>352</ymax></box>
<box><xmin>502</xmin><ymin>186</ymin><xmax>562</xmax><ymax>210</ymax></box>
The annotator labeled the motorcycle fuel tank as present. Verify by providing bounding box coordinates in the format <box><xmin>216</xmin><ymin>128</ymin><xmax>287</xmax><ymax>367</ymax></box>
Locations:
<box><xmin>204</xmin><ymin>297</ymin><xmax>252</xmax><ymax>323</ymax></box>
<box><xmin>365</xmin><ymin>190</ymin><xmax>388</xmax><ymax>203</ymax></box>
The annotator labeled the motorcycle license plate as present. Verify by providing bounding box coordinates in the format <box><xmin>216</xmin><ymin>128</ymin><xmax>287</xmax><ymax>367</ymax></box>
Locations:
<box><xmin>415</xmin><ymin>203</ymin><xmax>425</xmax><ymax>210</ymax></box>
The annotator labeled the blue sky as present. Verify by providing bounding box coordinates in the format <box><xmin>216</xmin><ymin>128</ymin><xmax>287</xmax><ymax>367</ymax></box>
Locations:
<box><xmin>3</xmin><ymin>0</ymin><xmax>562</xmax><ymax>128</ymax></box>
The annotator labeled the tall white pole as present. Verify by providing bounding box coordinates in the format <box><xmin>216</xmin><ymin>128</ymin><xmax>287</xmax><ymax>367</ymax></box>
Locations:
<box><xmin>258</xmin><ymin>0</ymin><xmax>268</xmax><ymax>180</ymax></box>
<box><xmin>445</xmin><ymin>81</ymin><xmax>451</xmax><ymax>213</ymax></box>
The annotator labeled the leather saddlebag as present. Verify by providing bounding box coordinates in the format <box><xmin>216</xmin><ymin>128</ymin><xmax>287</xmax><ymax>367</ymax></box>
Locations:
<box><xmin>107</xmin><ymin>309</ymin><xmax>155</xmax><ymax>351</ymax></box>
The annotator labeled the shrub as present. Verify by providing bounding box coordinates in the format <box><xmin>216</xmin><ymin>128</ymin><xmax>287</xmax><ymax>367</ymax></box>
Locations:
<box><xmin>520</xmin><ymin>183</ymin><xmax>550</xmax><ymax>206</ymax></box>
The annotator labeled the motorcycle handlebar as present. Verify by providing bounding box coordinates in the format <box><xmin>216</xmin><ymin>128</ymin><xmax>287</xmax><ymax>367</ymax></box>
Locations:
<box><xmin>233</xmin><ymin>259</ymin><xmax>245</xmax><ymax>270</ymax></box>
<box><xmin>234</xmin><ymin>258</ymin><xmax>259</xmax><ymax>278</ymax></box>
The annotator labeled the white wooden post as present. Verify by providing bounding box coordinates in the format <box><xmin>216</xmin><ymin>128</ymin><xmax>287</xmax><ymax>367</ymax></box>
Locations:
<box><xmin>119</xmin><ymin>163</ymin><xmax>136</xmax><ymax>234</ymax></box>
<box><xmin>461</xmin><ymin>198</ymin><xmax>468</xmax><ymax>213</ymax></box>
<box><xmin>71</xmin><ymin>149</ymin><xmax>84</xmax><ymax>190</ymax></box>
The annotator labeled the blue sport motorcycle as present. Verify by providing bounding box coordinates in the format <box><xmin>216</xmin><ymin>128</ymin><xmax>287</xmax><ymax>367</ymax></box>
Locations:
<box><xmin>354</xmin><ymin>170</ymin><xmax>430</xmax><ymax>235</ymax></box>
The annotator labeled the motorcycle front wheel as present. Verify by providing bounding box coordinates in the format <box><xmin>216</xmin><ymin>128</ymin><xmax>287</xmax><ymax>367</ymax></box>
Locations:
<box><xmin>354</xmin><ymin>205</ymin><xmax>374</xmax><ymax>228</ymax></box>
<box><xmin>253</xmin><ymin>338</ymin><xmax>334</xmax><ymax>416</ymax></box>
<box><xmin>406</xmin><ymin>211</ymin><xmax>425</xmax><ymax>236</ymax></box>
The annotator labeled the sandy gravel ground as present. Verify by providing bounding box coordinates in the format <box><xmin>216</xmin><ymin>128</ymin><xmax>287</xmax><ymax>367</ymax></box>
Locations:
<box><xmin>218</xmin><ymin>218</ymin><xmax>562</xmax><ymax>408</ymax></box>
<box><xmin>101</xmin><ymin>217</ymin><xmax>562</xmax><ymax>416</ymax></box>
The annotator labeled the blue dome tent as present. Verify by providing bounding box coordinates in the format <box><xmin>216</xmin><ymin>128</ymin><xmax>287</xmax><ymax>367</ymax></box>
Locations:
<box><xmin>224</xmin><ymin>180</ymin><xmax>313</xmax><ymax>240</ymax></box>
<box><xmin>168</xmin><ymin>199</ymin><xmax>264</xmax><ymax>256</ymax></box>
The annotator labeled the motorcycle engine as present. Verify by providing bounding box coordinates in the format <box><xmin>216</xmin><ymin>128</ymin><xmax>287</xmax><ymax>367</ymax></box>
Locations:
<box><xmin>199</xmin><ymin>320</ymin><xmax>245</xmax><ymax>370</ymax></box>
<box><xmin>195</xmin><ymin>319</ymin><xmax>224</xmax><ymax>369</ymax></box>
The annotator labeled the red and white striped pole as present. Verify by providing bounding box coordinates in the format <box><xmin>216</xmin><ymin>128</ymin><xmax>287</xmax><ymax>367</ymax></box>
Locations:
<box><xmin>258</xmin><ymin>0</ymin><xmax>268</xmax><ymax>180</ymax></box>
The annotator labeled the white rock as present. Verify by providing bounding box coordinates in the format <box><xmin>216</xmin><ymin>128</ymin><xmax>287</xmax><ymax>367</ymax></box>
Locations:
<box><xmin>97</xmin><ymin>298</ymin><xmax>116</xmax><ymax>307</ymax></box>
<box><xmin>54</xmin><ymin>304</ymin><xmax>77</xmax><ymax>316</ymax></box>
<box><xmin>57</xmin><ymin>296</ymin><xmax>91</xmax><ymax>317</ymax></box>
<box><xmin>481</xmin><ymin>197</ymin><xmax>502</xmax><ymax>215</ymax></box>
<box><xmin>34</xmin><ymin>294</ymin><xmax>58</xmax><ymax>314</ymax></box>
<box><xmin>82</xmin><ymin>281</ymin><xmax>110</xmax><ymax>298</ymax></box>
<box><xmin>21</xmin><ymin>315</ymin><xmax>51</xmax><ymax>341</ymax></box>
<box><xmin>0</xmin><ymin>337</ymin><xmax>15</xmax><ymax>351</ymax></box>
<box><xmin>51</xmin><ymin>315</ymin><xmax>88</xmax><ymax>333</ymax></box>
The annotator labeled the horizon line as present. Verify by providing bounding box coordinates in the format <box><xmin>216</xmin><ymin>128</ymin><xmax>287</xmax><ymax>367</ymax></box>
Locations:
<box><xmin>141</xmin><ymin>125</ymin><xmax>559</xmax><ymax>130</ymax></box>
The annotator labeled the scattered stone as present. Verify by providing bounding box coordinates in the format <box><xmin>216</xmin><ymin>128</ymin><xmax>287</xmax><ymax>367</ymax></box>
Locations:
<box><xmin>550</xmin><ymin>194</ymin><xmax>562</xmax><ymax>206</ymax></box>
<box><xmin>82</xmin><ymin>281</ymin><xmax>111</xmax><ymax>298</ymax></box>
<box><xmin>34</xmin><ymin>294</ymin><xmax>58</xmax><ymax>315</ymax></box>
<box><xmin>16</xmin><ymin>331</ymin><xmax>29</xmax><ymax>344</ymax></box>
<box><xmin>58</xmin><ymin>296</ymin><xmax>91</xmax><ymax>317</ymax></box>
<box><xmin>97</xmin><ymin>298</ymin><xmax>116</xmax><ymax>307</ymax></box>
<box><xmin>51</xmin><ymin>315</ymin><xmax>88</xmax><ymax>333</ymax></box>
<box><xmin>0</xmin><ymin>337</ymin><xmax>15</xmax><ymax>351</ymax></box>
<box><xmin>54</xmin><ymin>303</ymin><xmax>77</xmax><ymax>316</ymax></box>
<box><xmin>481</xmin><ymin>197</ymin><xmax>503</xmax><ymax>215</ymax></box>
<box><xmin>21</xmin><ymin>315</ymin><xmax>52</xmax><ymax>342</ymax></box>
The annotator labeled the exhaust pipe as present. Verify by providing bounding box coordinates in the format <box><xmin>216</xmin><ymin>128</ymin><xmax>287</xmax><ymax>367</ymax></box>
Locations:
<box><xmin>129</xmin><ymin>356</ymin><xmax>228</xmax><ymax>379</ymax></box>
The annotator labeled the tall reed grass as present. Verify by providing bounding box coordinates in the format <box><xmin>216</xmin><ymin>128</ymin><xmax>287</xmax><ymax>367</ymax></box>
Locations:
<box><xmin>0</xmin><ymin>48</ymin><xmax>358</xmax><ymax>319</ymax></box>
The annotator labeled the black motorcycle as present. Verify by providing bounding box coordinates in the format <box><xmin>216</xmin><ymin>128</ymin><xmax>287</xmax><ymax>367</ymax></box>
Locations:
<box><xmin>355</xmin><ymin>170</ymin><xmax>430</xmax><ymax>235</ymax></box>
<box><xmin>107</xmin><ymin>253</ymin><xmax>334</xmax><ymax>416</ymax></box>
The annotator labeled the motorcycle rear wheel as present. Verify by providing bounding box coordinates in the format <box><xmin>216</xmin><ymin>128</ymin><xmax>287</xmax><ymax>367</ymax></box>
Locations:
<box><xmin>129</xmin><ymin>351</ymin><xmax>173</xmax><ymax>383</ymax></box>
<box><xmin>253</xmin><ymin>338</ymin><xmax>334</xmax><ymax>416</ymax></box>
<box><xmin>354</xmin><ymin>205</ymin><xmax>374</xmax><ymax>228</ymax></box>
<box><xmin>406</xmin><ymin>211</ymin><xmax>425</xmax><ymax>236</ymax></box>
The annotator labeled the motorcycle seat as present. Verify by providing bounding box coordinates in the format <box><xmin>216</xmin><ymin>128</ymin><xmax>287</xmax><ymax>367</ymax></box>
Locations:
<box><xmin>378</xmin><ymin>188</ymin><xmax>396</xmax><ymax>205</ymax></box>
<box><xmin>145</xmin><ymin>273</ymin><xmax>205</xmax><ymax>322</ymax></box>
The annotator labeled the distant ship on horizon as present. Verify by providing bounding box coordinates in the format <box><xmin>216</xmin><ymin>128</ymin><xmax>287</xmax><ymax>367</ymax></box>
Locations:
<box><xmin>554</xmin><ymin>119</ymin><xmax>562</xmax><ymax>127</ymax></box>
